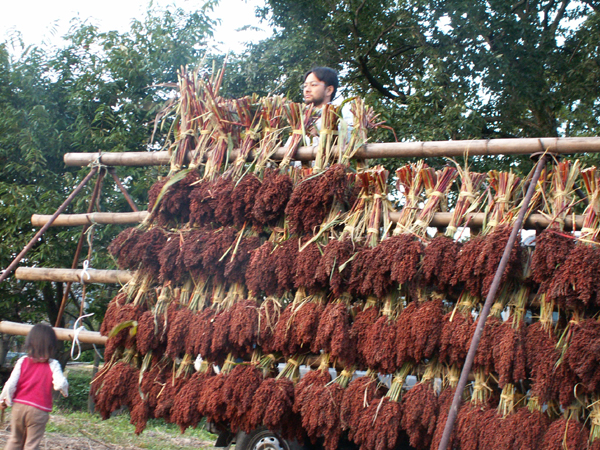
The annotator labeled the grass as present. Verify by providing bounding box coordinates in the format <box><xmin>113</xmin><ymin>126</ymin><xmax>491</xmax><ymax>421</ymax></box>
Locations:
<box><xmin>47</xmin><ymin>363</ymin><xmax>217</xmax><ymax>449</ymax></box>
<box><xmin>46</xmin><ymin>411</ymin><xmax>217</xmax><ymax>450</ymax></box>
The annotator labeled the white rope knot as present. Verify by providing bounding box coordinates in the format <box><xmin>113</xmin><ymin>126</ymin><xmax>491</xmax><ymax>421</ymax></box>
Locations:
<box><xmin>71</xmin><ymin>312</ymin><xmax>97</xmax><ymax>361</ymax></box>
<box><xmin>80</xmin><ymin>260</ymin><xmax>91</xmax><ymax>285</ymax></box>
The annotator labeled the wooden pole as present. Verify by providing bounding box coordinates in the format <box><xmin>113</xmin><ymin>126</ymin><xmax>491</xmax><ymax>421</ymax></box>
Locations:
<box><xmin>32</xmin><ymin>211</ymin><xmax>149</xmax><ymax>227</ymax></box>
<box><xmin>31</xmin><ymin>210</ymin><xmax>584</xmax><ymax>230</ymax></box>
<box><xmin>15</xmin><ymin>267</ymin><xmax>133</xmax><ymax>284</ymax></box>
<box><xmin>0</xmin><ymin>321</ymin><xmax>106</xmax><ymax>345</ymax></box>
<box><xmin>63</xmin><ymin>137</ymin><xmax>600</xmax><ymax>167</ymax></box>
<box><xmin>0</xmin><ymin>167</ymin><xmax>98</xmax><ymax>283</ymax></box>
<box><xmin>107</xmin><ymin>167</ymin><xmax>139</xmax><ymax>212</ymax></box>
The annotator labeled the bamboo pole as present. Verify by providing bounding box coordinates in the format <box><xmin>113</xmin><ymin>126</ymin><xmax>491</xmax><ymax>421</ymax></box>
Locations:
<box><xmin>0</xmin><ymin>167</ymin><xmax>98</xmax><ymax>283</ymax></box>
<box><xmin>63</xmin><ymin>137</ymin><xmax>600</xmax><ymax>167</ymax></box>
<box><xmin>32</xmin><ymin>211</ymin><xmax>149</xmax><ymax>227</ymax></box>
<box><xmin>15</xmin><ymin>267</ymin><xmax>133</xmax><ymax>285</ymax></box>
<box><xmin>0</xmin><ymin>321</ymin><xmax>106</xmax><ymax>345</ymax></box>
<box><xmin>32</xmin><ymin>210</ymin><xmax>585</xmax><ymax>230</ymax></box>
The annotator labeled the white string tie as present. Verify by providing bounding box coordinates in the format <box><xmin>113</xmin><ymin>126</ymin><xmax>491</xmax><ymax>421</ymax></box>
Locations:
<box><xmin>71</xmin><ymin>312</ymin><xmax>97</xmax><ymax>360</ymax></box>
<box><xmin>80</xmin><ymin>260</ymin><xmax>91</xmax><ymax>285</ymax></box>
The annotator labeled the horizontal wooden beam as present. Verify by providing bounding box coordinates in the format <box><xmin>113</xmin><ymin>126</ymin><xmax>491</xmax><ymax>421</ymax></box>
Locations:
<box><xmin>32</xmin><ymin>211</ymin><xmax>149</xmax><ymax>227</ymax></box>
<box><xmin>63</xmin><ymin>137</ymin><xmax>600</xmax><ymax>167</ymax></box>
<box><xmin>32</xmin><ymin>209</ymin><xmax>583</xmax><ymax>230</ymax></box>
<box><xmin>388</xmin><ymin>211</ymin><xmax>584</xmax><ymax>230</ymax></box>
<box><xmin>15</xmin><ymin>213</ymin><xmax>581</xmax><ymax>286</ymax></box>
<box><xmin>15</xmin><ymin>267</ymin><xmax>133</xmax><ymax>284</ymax></box>
<box><xmin>0</xmin><ymin>321</ymin><xmax>106</xmax><ymax>345</ymax></box>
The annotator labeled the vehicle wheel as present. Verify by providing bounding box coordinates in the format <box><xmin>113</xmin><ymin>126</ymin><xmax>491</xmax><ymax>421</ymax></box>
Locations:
<box><xmin>235</xmin><ymin>427</ymin><xmax>303</xmax><ymax>450</ymax></box>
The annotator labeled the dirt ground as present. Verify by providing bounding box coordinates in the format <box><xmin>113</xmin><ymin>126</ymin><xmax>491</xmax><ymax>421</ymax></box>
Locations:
<box><xmin>0</xmin><ymin>414</ymin><xmax>216</xmax><ymax>450</ymax></box>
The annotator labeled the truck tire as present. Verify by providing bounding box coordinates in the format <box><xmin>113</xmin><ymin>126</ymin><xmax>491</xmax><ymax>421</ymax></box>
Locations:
<box><xmin>235</xmin><ymin>427</ymin><xmax>303</xmax><ymax>450</ymax></box>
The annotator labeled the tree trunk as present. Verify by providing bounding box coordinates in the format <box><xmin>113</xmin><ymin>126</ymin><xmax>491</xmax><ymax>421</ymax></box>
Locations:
<box><xmin>88</xmin><ymin>350</ymin><xmax>101</xmax><ymax>413</ymax></box>
<box><xmin>0</xmin><ymin>334</ymin><xmax>11</xmax><ymax>366</ymax></box>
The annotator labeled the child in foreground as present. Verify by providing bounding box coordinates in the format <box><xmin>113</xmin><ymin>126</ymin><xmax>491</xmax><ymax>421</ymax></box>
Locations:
<box><xmin>0</xmin><ymin>323</ymin><xmax>69</xmax><ymax>450</ymax></box>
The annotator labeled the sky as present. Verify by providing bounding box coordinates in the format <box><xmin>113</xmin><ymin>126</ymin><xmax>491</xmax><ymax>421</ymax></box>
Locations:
<box><xmin>0</xmin><ymin>0</ymin><xmax>270</xmax><ymax>54</ymax></box>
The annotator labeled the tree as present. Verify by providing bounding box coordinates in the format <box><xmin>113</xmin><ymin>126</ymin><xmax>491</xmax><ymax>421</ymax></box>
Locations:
<box><xmin>0</xmin><ymin>4</ymin><xmax>217</xmax><ymax>348</ymax></box>
<box><xmin>227</xmin><ymin>0</ymin><xmax>599</xmax><ymax>169</ymax></box>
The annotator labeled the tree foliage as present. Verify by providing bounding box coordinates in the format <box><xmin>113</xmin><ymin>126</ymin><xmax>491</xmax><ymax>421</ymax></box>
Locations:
<box><xmin>0</xmin><ymin>4</ymin><xmax>216</xmax><ymax>335</ymax></box>
<box><xmin>229</xmin><ymin>0</ymin><xmax>599</xmax><ymax>149</ymax></box>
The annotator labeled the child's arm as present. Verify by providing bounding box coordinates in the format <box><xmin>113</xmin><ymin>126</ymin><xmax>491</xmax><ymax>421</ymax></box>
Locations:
<box><xmin>0</xmin><ymin>356</ymin><xmax>26</xmax><ymax>406</ymax></box>
<box><xmin>49</xmin><ymin>359</ymin><xmax>69</xmax><ymax>397</ymax></box>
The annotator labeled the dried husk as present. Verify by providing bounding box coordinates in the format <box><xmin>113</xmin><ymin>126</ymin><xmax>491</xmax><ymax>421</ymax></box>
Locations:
<box><xmin>541</xmin><ymin>417</ymin><xmax>588</xmax><ymax>450</ymax></box>
<box><xmin>294</xmin><ymin>241</ymin><xmax>326</xmax><ymax>293</ymax></box>
<box><xmin>171</xmin><ymin>368</ymin><xmax>214</xmax><ymax>433</ymax></box>
<box><xmin>230</xmin><ymin>173</ymin><xmax>262</xmax><ymax>228</ymax></box>
<box><xmin>252</xmin><ymin>169</ymin><xmax>294</xmax><ymax>226</ymax></box>
<box><xmin>314</xmin><ymin>301</ymin><xmax>356</xmax><ymax>365</ymax></box>
<box><xmin>108</xmin><ymin>227</ymin><xmax>143</xmax><ymax>271</ymax></box>
<box><xmin>222</xmin><ymin>363</ymin><xmax>264</xmax><ymax>432</ymax></box>
<box><xmin>400</xmin><ymin>379</ymin><xmax>439</xmax><ymax>449</ymax></box>
<box><xmin>340</xmin><ymin>373</ymin><xmax>386</xmax><ymax>440</ymax></box>
<box><xmin>92</xmin><ymin>362</ymin><xmax>140</xmax><ymax>420</ymax></box>
<box><xmin>420</xmin><ymin>235</ymin><xmax>462</xmax><ymax>294</ymax></box>
<box><xmin>246</xmin><ymin>241</ymin><xmax>278</xmax><ymax>296</ymax></box>
<box><xmin>314</xmin><ymin>238</ymin><xmax>356</xmax><ymax>297</ymax></box>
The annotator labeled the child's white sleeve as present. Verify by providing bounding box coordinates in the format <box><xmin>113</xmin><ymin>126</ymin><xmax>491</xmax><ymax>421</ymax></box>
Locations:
<box><xmin>49</xmin><ymin>359</ymin><xmax>69</xmax><ymax>397</ymax></box>
<box><xmin>0</xmin><ymin>356</ymin><xmax>25</xmax><ymax>406</ymax></box>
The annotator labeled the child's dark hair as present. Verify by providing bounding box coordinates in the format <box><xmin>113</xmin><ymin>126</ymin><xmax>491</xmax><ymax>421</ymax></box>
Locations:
<box><xmin>25</xmin><ymin>323</ymin><xmax>58</xmax><ymax>360</ymax></box>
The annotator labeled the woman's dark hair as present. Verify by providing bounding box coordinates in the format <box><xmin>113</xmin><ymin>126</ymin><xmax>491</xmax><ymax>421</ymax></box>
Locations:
<box><xmin>25</xmin><ymin>323</ymin><xmax>58</xmax><ymax>360</ymax></box>
<box><xmin>304</xmin><ymin>67</ymin><xmax>339</xmax><ymax>100</ymax></box>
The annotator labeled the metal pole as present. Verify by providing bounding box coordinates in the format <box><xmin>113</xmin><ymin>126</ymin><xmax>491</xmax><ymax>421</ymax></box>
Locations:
<box><xmin>0</xmin><ymin>167</ymin><xmax>98</xmax><ymax>284</ymax></box>
<box><xmin>437</xmin><ymin>153</ymin><xmax>549</xmax><ymax>450</ymax></box>
<box><xmin>55</xmin><ymin>168</ymin><xmax>106</xmax><ymax>327</ymax></box>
